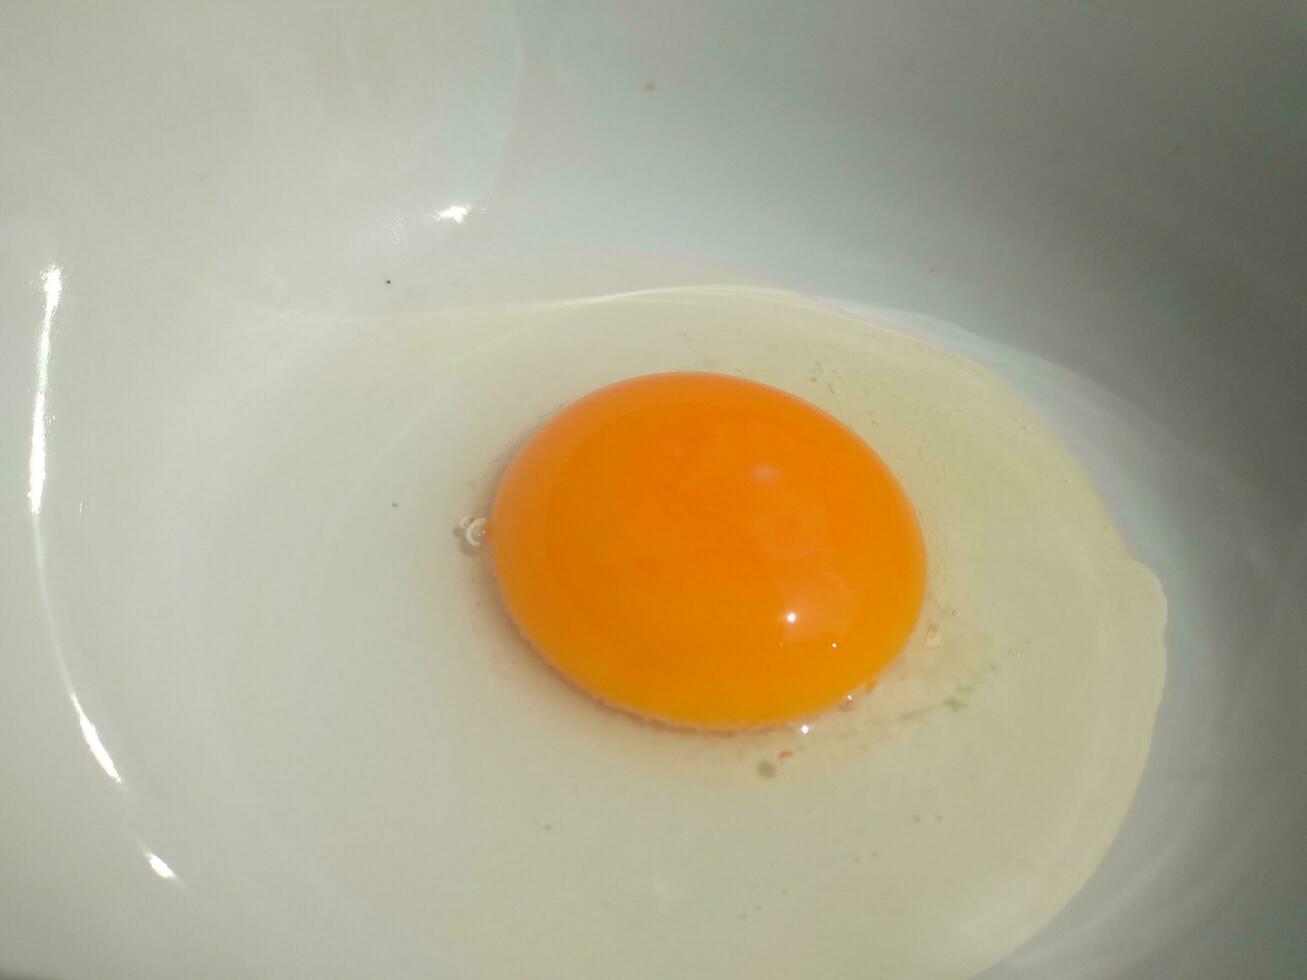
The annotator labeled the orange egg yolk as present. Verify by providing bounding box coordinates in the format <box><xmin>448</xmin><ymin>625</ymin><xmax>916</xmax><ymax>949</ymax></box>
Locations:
<box><xmin>489</xmin><ymin>372</ymin><xmax>926</xmax><ymax>730</ymax></box>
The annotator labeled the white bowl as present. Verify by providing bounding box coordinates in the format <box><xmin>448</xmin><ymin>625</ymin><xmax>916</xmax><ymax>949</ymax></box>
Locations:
<box><xmin>3</xmin><ymin>4</ymin><xmax>1303</xmax><ymax>978</ymax></box>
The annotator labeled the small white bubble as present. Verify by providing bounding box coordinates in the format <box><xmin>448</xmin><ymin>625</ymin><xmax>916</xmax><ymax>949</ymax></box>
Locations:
<box><xmin>463</xmin><ymin>517</ymin><xmax>488</xmax><ymax>547</ymax></box>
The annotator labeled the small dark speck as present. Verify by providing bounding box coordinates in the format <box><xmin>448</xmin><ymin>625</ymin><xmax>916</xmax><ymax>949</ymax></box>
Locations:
<box><xmin>756</xmin><ymin>760</ymin><xmax>777</xmax><ymax>779</ymax></box>
<box><xmin>390</xmin><ymin>501</ymin><xmax>399</xmax><ymax>509</ymax></box>
<box><xmin>643</xmin><ymin>79</ymin><xmax>656</xmax><ymax>92</ymax></box>
<box><xmin>936</xmin><ymin>814</ymin><xmax>944</xmax><ymax>822</ymax></box>
<box><xmin>385</xmin><ymin>279</ymin><xmax>392</xmax><ymax>285</ymax></box>
<box><xmin>944</xmin><ymin>697</ymin><xmax>966</xmax><ymax>712</ymax></box>
<box><xmin>912</xmin><ymin>814</ymin><xmax>922</xmax><ymax>823</ymax></box>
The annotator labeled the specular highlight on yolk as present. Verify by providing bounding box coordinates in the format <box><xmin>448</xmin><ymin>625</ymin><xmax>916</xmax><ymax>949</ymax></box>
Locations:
<box><xmin>489</xmin><ymin>372</ymin><xmax>926</xmax><ymax>730</ymax></box>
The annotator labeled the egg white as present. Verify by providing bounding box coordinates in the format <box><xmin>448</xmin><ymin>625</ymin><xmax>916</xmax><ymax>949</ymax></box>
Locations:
<box><xmin>208</xmin><ymin>286</ymin><xmax>1162</xmax><ymax>979</ymax></box>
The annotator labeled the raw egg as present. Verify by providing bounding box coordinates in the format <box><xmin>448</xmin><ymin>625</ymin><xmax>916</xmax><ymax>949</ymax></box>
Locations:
<box><xmin>489</xmin><ymin>372</ymin><xmax>925</xmax><ymax>729</ymax></box>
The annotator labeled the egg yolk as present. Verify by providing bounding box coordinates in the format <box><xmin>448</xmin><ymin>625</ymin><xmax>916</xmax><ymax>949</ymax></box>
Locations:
<box><xmin>489</xmin><ymin>372</ymin><xmax>926</xmax><ymax>730</ymax></box>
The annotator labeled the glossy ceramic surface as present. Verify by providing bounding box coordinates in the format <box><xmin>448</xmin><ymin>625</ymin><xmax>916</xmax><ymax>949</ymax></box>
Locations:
<box><xmin>2</xmin><ymin>3</ymin><xmax>1304</xmax><ymax>978</ymax></box>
